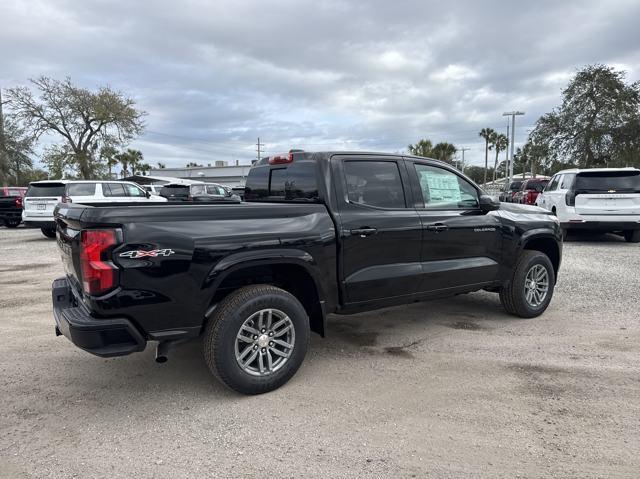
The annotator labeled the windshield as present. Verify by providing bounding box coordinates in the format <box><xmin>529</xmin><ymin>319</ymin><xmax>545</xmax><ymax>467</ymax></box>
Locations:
<box><xmin>510</xmin><ymin>181</ymin><xmax>523</xmax><ymax>191</ymax></box>
<box><xmin>575</xmin><ymin>171</ymin><xmax>640</xmax><ymax>192</ymax></box>
<box><xmin>26</xmin><ymin>183</ymin><xmax>66</xmax><ymax>197</ymax></box>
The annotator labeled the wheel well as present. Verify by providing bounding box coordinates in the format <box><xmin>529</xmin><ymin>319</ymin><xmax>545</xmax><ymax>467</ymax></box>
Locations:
<box><xmin>523</xmin><ymin>237</ymin><xmax>560</xmax><ymax>276</ymax></box>
<box><xmin>211</xmin><ymin>263</ymin><xmax>324</xmax><ymax>336</ymax></box>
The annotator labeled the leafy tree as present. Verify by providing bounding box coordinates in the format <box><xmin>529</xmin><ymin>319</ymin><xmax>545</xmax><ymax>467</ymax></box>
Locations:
<box><xmin>531</xmin><ymin>64</ymin><xmax>640</xmax><ymax>168</ymax></box>
<box><xmin>157</xmin><ymin>162</ymin><xmax>166</xmax><ymax>169</ymax></box>
<box><xmin>6</xmin><ymin>77</ymin><xmax>145</xmax><ymax>179</ymax></box>
<box><xmin>491</xmin><ymin>133</ymin><xmax>508</xmax><ymax>181</ymax></box>
<box><xmin>1</xmin><ymin>113</ymin><xmax>36</xmax><ymax>185</ymax></box>
<box><xmin>478</xmin><ymin>128</ymin><xmax>496</xmax><ymax>184</ymax></box>
<box><xmin>42</xmin><ymin>145</ymin><xmax>75</xmax><ymax>179</ymax></box>
<box><xmin>186</xmin><ymin>161</ymin><xmax>204</xmax><ymax>167</ymax></box>
<box><xmin>464</xmin><ymin>165</ymin><xmax>491</xmax><ymax>185</ymax></box>
<box><xmin>407</xmin><ymin>139</ymin><xmax>434</xmax><ymax>158</ymax></box>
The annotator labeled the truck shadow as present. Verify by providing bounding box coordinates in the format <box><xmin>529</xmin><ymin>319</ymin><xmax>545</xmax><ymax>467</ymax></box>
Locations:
<box><xmin>49</xmin><ymin>292</ymin><xmax>510</xmax><ymax>402</ymax></box>
<box><xmin>564</xmin><ymin>231</ymin><xmax>625</xmax><ymax>243</ymax></box>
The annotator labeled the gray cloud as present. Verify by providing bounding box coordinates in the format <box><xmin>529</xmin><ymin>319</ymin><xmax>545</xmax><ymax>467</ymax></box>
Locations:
<box><xmin>1</xmin><ymin>0</ymin><xmax>639</xmax><ymax>167</ymax></box>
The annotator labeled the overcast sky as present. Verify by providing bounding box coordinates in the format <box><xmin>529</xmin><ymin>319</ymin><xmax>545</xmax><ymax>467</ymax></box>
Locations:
<box><xmin>2</xmin><ymin>0</ymin><xmax>640</xmax><ymax>168</ymax></box>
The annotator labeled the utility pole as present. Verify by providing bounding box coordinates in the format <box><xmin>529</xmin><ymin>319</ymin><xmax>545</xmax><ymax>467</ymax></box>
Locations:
<box><xmin>256</xmin><ymin>137</ymin><xmax>262</xmax><ymax>163</ymax></box>
<box><xmin>504</xmin><ymin>121</ymin><xmax>509</xmax><ymax>181</ymax></box>
<box><xmin>502</xmin><ymin>111</ymin><xmax>524</xmax><ymax>185</ymax></box>
<box><xmin>0</xmin><ymin>88</ymin><xmax>7</xmax><ymax>186</ymax></box>
<box><xmin>459</xmin><ymin>147</ymin><xmax>470</xmax><ymax>173</ymax></box>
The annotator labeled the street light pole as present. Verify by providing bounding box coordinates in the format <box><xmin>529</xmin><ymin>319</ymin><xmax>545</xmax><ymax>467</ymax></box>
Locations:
<box><xmin>502</xmin><ymin>111</ymin><xmax>524</xmax><ymax>185</ymax></box>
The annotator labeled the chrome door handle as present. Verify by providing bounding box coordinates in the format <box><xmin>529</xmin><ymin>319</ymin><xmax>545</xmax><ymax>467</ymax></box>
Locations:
<box><xmin>426</xmin><ymin>223</ymin><xmax>448</xmax><ymax>232</ymax></box>
<box><xmin>350</xmin><ymin>228</ymin><xmax>378</xmax><ymax>237</ymax></box>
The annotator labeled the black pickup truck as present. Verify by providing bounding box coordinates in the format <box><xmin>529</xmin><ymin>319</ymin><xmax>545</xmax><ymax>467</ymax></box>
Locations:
<box><xmin>53</xmin><ymin>151</ymin><xmax>562</xmax><ymax>394</ymax></box>
<box><xmin>0</xmin><ymin>186</ymin><xmax>26</xmax><ymax>228</ymax></box>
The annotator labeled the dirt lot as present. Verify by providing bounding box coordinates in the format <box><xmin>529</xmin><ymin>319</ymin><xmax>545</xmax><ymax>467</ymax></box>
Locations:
<box><xmin>0</xmin><ymin>226</ymin><xmax>639</xmax><ymax>478</ymax></box>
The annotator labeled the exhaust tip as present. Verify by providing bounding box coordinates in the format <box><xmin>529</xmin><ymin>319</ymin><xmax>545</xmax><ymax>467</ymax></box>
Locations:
<box><xmin>155</xmin><ymin>355</ymin><xmax>168</xmax><ymax>364</ymax></box>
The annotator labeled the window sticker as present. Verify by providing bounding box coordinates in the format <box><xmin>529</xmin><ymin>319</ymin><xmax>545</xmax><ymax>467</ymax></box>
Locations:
<box><xmin>419</xmin><ymin>170</ymin><xmax>461</xmax><ymax>203</ymax></box>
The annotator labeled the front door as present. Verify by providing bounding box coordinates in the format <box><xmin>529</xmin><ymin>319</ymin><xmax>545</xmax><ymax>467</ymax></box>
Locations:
<box><xmin>333</xmin><ymin>156</ymin><xmax>423</xmax><ymax>304</ymax></box>
<box><xmin>405</xmin><ymin>159</ymin><xmax>502</xmax><ymax>293</ymax></box>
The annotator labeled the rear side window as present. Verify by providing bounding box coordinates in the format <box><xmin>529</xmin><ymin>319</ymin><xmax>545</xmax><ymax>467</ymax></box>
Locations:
<box><xmin>510</xmin><ymin>181</ymin><xmax>523</xmax><ymax>191</ymax></box>
<box><xmin>546</xmin><ymin>176</ymin><xmax>560</xmax><ymax>191</ymax></box>
<box><xmin>26</xmin><ymin>183</ymin><xmax>66</xmax><ymax>197</ymax></box>
<box><xmin>344</xmin><ymin>160</ymin><xmax>405</xmax><ymax>209</ymax></box>
<box><xmin>103</xmin><ymin>183</ymin><xmax>127</xmax><ymax>197</ymax></box>
<box><xmin>67</xmin><ymin>183</ymin><xmax>97</xmax><ymax>196</ymax></box>
<box><xmin>575</xmin><ymin>171</ymin><xmax>640</xmax><ymax>192</ymax></box>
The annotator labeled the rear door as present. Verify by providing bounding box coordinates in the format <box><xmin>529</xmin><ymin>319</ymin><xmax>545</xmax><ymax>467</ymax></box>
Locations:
<box><xmin>406</xmin><ymin>160</ymin><xmax>502</xmax><ymax>292</ymax></box>
<box><xmin>333</xmin><ymin>155</ymin><xmax>423</xmax><ymax>304</ymax></box>
<box><xmin>24</xmin><ymin>183</ymin><xmax>66</xmax><ymax>217</ymax></box>
<box><xmin>573</xmin><ymin>170</ymin><xmax>640</xmax><ymax>215</ymax></box>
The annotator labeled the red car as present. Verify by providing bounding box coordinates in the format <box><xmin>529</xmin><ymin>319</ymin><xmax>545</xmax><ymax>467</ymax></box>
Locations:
<box><xmin>514</xmin><ymin>178</ymin><xmax>549</xmax><ymax>205</ymax></box>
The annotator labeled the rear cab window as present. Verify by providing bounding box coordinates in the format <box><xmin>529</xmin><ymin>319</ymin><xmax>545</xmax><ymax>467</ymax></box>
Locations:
<box><xmin>343</xmin><ymin>160</ymin><xmax>406</xmax><ymax>209</ymax></box>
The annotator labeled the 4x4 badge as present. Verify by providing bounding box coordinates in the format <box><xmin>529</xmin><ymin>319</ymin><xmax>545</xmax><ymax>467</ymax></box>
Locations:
<box><xmin>120</xmin><ymin>249</ymin><xmax>175</xmax><ymax>259</ymax></box>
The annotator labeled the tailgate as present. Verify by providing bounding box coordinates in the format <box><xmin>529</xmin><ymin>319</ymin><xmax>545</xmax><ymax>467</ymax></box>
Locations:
<box><xmin>55</xmin><ymin>205</ymin><xmax>85</xmax><ymax>293</ymax></box>
<box><xmin>575</xmin><ymin>193</ymin><xmax>640</xmax><ymax>215</ymax></box>
<box><xmin>23</xmin><ymin>196</ymin><xmax>60</xmax><ymax>216</ymax></box>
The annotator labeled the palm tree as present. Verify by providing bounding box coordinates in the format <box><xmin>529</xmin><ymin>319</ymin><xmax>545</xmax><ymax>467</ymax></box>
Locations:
<box><xmin>115</xmin><ymin>149</ymin><xmax>143</xmax><ymax>177</ymax></box>
<box><xmin>491</xmin><ymin>134</ymin><xmax>509</xmax><ymax>181</ymax></box>
<box><xmin>407</xmin><ymin>139</ymin><xmax>434</xmax><ymax>158</ymax></box>
<box><xmin>157</xmin><ymin>162</ymin><xmax>166</xmax><ymax>169</ymax></box>
<box><xmin>431</xmin><ymin>142</ymin><xmax>457</xmax><ymax>164</ymax></box>
<box><xmin>479</xmin><ymin>128</ymin><xmax>496</xmax><ymax>185</ymax></box>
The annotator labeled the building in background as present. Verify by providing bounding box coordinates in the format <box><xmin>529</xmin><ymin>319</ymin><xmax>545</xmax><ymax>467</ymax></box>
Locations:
<box><xmin>147</xmin><ymin>162</ymin><xmax>253</xmax><ymax>187</ymax></box>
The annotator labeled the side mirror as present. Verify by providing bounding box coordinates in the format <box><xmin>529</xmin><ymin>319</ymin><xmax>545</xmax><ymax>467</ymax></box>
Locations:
<box><xmin>479</xmin><ymin>194</ymin><xmax>500</xmax><ymax>211</ymax></box>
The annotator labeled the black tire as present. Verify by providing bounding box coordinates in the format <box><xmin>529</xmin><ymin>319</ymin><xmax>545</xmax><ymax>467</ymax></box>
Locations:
<box><xmin>4</xmin><ymin>219</ymin><xmax>21</xmax><ymax>228</ymax></box>
<box><xmin>623</xmin><ymin>230</ymin><xmax>640</xmax><ymax>243</ymax></box>
<box><xmin>41</xmin><ymin>227</ymin><xmax>56</xmax><ymax>238</ymax></box>
<box><xmin>499</xmin><ymin>250</ymin><xmax>555</xmax><ymax>318</ymax></box>
<box><xmin>203</xmin><ymin>285</ymin><xmax>310</xmax><ymax>394</ymax></box>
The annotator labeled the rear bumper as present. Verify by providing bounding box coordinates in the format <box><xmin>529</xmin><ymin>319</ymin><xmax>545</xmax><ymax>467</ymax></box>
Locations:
<box><xmin>23</xmin><ymin>220</ymin><xmax>56</xmax><ymax>229</ymax></box>
<box><xmin>52</xmin><ymin>277</ymin><xmax>146</xmax><ymax>357</ymax></box>
<box><xmin>562</xmin><ymin>220</ymin><xmax>640</xmax><ymax>231</ymax></box>
<box><xmin>0</xmin><ymin>211</ymin><xmax>22</xmax><ymax>220</ymax></box>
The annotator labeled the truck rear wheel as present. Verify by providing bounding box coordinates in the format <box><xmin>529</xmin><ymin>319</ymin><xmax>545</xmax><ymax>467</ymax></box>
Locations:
<box><xmin>41</xmin><ymin>227</ymin><xmax>56</xmax><ymax>238</ymax></box>
<box><xmin>499</xmin><ymin>250</ymin><xmax>555</xmax><ymax>318</ymax></box>
<box><xmin>623</xmin><ymin>230</ymin><xmax>640</xmax><ymax>243</ymax></box>
<box><xmin>203</xmin><ymin>285</ymin><xmax>310</xmax><ymax>394</ymax></box>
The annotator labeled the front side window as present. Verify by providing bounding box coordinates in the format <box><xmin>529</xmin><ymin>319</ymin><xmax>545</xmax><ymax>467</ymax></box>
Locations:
<box><xmin>124</xmin><ymin>184</ymin><xmax>146</xmax><ymax>197</ymax></box>
<box><xmin>414</xmin><ymin>164</ymin><xmax>478</xmax><ymax>209</ymax></box>
<box><xmin>344</xmin><ymin>160</ymin><xmax>406</xmax><ymax>209</ymax></box>
<box><xmin>206</xmin><ymin>185</ymin><xmax>226</xmax><ymax>196</ymax></box>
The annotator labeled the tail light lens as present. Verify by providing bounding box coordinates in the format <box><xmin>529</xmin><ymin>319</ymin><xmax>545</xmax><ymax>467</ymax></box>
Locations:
<box><xmin>565</xmin><ymin>191</ymin><xmax>576</xmax><ymax>206</ymax></box>
<box><xmin>526</xmin><ymin>190</ymin><xmax>535</xmax><ymax>204</ymax></box>
<box><xmin>61</xmin><ymin>195</ymin><xmax>72</xmax><ymax>203</ymax></box>
<box><xmin>15</xmin><ymin>197</ymin><xmax>23</xmax><ymax>209</ymax></box>
<box><xmin>80</xmin><ymin>229</ymin><xmax>119</xmax><ymax>296</ymax></box>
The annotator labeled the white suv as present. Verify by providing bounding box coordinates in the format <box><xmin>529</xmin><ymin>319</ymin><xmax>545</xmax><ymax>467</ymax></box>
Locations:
<box><xmin>22</xmin><ymin>180</ymin><xmax>70</xmax><ymax>238</ymax></box>
<box><xmin>535</xmin><ymin>168</ymin><xmax>640</xmax><ymax>242</ymax></box>
<box><xmin>63</xmin><ymin>181</ymin><xmax>167</xmax><ymax>205</ymax></box>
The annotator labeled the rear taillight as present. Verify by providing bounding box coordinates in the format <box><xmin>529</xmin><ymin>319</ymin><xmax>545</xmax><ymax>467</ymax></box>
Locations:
<box><xmin>565</xmin><ymin>191</ymin><xmax>576</xmax><ymax>206</ymax></box>
<box><xmin>61</xmin><ymin>195</ymin><xmax>72</xmax><ymax>203</ymax></box>
<box><xmin>80</xmin><ymin>229</ymin><xmax>119</xmax><ymax>296</ymax></box>
<box><xmin>187</xmin><ymin>195</ymin><xmax>194</xmax><ymax>201</ymax></box>
<box><xmin>526</xmin><ymin>190</ymin><xmax>535</xmax><ymax>204</ymax></box>
<box><xmin>15</xmin><ymin>197</ymin><xmax>23</xmax><ymax>209</ymax></box>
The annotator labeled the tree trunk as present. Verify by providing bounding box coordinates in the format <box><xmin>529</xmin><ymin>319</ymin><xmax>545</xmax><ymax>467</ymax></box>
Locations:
<box><xmin>493</xmin><ymin>149</ymin><xmax>499</xmax><ymax>182</ymax></box>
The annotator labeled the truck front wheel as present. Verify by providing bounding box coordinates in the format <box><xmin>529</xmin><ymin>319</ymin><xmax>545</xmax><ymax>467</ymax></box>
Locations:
<box><xmin>203</xmin><ymin>285</ymin><xmax>310</xmax><ymax>394</ymax></box>
<box><xmin>499</xmin><ymin>250</ymin><xmax>555</xmax><ymax>318</ymax></box>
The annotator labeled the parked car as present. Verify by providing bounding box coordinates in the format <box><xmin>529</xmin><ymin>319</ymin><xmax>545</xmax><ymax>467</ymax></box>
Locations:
<box><xmin>159</xmin><ymin>183</ymin><xmax>241</xmax><ymax>202</ymax></box>
<box><xmin>62</xmin><ymin>181</ymin><xmax>168</xmax><ymax>205</ymax></box>
<box><xmin>22</xmin><ymin>180</ymin><xmax>69</xmax><ymax>237</ymax></box>
<box><xmin>536</xmin><ymin>168</ymin><xmax>640</xmax><ymax>242</ymax></box>
<box><xmin>514</xmin><ymin>178</ymin><xmax>549</xmax><ymax>205</ymax></box>
<box><xmin>52</xmin><ymin>150</ymin><xmax>562</xmax><ymax>394</ymax></box>
<box><xmin>499</xmin><ymin>180</ymin><xmax>523</xmax><ymax>202</ymax></box>
<box><xmin>0</xmin><ymin>186</ymin><xmax>27</xmax><ymax>228</ymax></box>
<box><xmin>141</xmin><ymin>184</ymin><xmax>163</xmax><ymax>195</ymax></box>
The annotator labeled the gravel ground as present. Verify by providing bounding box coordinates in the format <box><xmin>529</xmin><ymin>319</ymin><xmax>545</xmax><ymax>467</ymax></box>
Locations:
<box><xmin>0</xmin><ymin>226</ymin><xmax>639</xmax><ymax>478</ymax></box>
